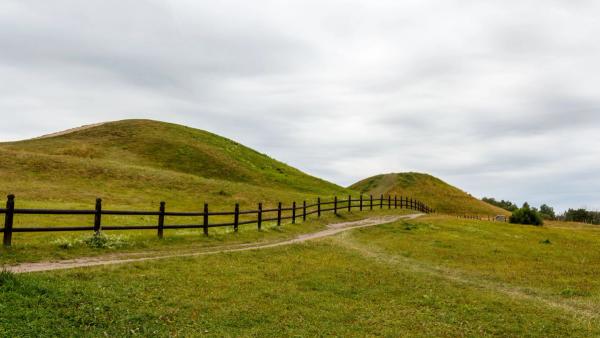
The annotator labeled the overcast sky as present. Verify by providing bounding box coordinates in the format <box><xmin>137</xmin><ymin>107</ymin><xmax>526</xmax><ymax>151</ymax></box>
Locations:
<box><xmin>1</xmin><ymin>1</ymin><xmax>599</xmax><ymax>211</ymax></box>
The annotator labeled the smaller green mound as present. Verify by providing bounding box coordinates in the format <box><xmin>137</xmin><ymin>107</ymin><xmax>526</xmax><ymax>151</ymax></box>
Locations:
<box><xmin>350</xmin><ymin>173</ymin><xmax>508</xmax><ymax>216</ymax></box>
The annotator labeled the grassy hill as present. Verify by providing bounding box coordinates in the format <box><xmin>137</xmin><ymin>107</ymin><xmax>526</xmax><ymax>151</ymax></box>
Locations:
<box><xmin>350</xmin><ymin>172</ymin><xmax>508</xmax><ymax>216</ymax></box>
<box><xmin>0</xmin><ymin>119</ymin><xmax>349</xmax><ymax>211</ymax></box>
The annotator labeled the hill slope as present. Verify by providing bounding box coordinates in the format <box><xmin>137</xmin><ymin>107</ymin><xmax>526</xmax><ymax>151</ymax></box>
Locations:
<box><xmin>0</xmin><ymin>119</ymin><xmax>348</xmax><ymax>210</ymax></box>
<box><xmin>350</xmin><ymin>173</ymin><xmax>508</xmax><ymax>216</ymax></box>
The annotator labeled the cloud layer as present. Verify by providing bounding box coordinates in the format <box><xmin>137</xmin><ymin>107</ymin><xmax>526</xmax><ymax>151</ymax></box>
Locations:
<box><xmin>1</xmin><ymin>0</ymin><xmax>599</xmax><ymax>211</ymax></box>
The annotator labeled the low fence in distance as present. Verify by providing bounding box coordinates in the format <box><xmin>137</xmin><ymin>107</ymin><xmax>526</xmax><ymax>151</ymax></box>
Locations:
<box><xmin>457</xmin><ymin>214</ymin><xmax>508</xmax><ymax>222</ymax></box>
<box><xmin>0</xmin><ymin>194</ymin><xmax>433</xmax><ymax>247</ymax></box>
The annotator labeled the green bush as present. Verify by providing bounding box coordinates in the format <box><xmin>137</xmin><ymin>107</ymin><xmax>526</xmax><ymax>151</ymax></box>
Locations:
<box><xmin>510</xmin><ymin>203</ymin><xmax>544</xmax><ymax>226</ymax></box>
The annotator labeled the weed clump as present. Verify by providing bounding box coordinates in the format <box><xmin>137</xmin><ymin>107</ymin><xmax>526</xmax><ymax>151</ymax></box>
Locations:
<box><xmin>51</xmin><ymin>237</ymin><xmax>79</xmax><ymax>249</ymax></box>
<box><xmin>560</xmin><ymin>288</ymin><xmax>590</xmax><ymax>297</ymax></box>
<box><xmin>84</xmin><ymin>233</ymin><xmax>129</xmax><ymax>249</ymax></box>
<box><xmin>52</xmin><ymin>233</ymin><xmax>130</xmax><ymax>249</ymax></box>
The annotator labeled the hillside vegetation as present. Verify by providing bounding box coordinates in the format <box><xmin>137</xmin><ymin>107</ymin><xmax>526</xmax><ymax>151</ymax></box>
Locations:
<box><xmin>350</xmin><ymin>173</ymin><xmax>508</xmax><ymax>216</ymax></box>
<box><xmin>0</xmin><ymin>119</ymin><xmax>348</xmax><ymax>211</ymax></box>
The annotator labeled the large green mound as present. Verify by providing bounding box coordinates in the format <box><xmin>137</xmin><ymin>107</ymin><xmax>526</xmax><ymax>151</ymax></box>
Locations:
<box><xmin>0</xmin><ymin>119</ymin><xmax>348</xmax><ymax>209</ymax></box>
<box><xmin>350</xmin><ymin>172</ymin><xmax>507</xmax><ymax>216</ymax></box>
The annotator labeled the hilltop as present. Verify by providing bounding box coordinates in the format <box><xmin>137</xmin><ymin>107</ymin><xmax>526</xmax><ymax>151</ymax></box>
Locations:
<box><xmin>350</xmin><ymin>172</ymin><xmax>508</xmax><ymax>216</ymax></box>
<box><xmin>0</xmin><ymin>119</ymin><xmax>349</xmax><ymax>210</ymax></box>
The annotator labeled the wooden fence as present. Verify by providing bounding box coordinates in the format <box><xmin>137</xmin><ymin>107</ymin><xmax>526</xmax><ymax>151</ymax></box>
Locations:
<box><xmin>457</xmin><ymin>214</ymin><xmax>508</xmax><ymax>222</ymax></box>
<box><xmin>0</xmin><ymin>194</ymin><xmax>433</xmax><ymax>247</ymax></box>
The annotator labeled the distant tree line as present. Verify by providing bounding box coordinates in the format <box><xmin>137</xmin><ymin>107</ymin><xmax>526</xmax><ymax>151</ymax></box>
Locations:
<box><xmin>484</xmin><ymin>196</ymin><xmax>599</xmax><ymax>225</ymax></box>
<box><xmin>482</xmin><ymin>197</ymin><xmax>518</xmax><ymax>211</ymax></box>
<box><xmin>558</xmin><ymin>209</ymin><xmax>600</xmax><ymax>224</ymax></box>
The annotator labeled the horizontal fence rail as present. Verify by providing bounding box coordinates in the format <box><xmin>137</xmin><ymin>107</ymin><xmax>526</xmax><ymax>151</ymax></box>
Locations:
<box><xmin>0</xmin><ymin>194</ymin><xmax>433</xmax><ymax>247</ymax></box>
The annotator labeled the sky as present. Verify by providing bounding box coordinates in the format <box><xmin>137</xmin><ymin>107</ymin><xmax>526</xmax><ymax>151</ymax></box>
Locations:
<box><xmin>1</xmin><ymin>0</ymin><xmax>599</xmax><ymax>212</ymax></box>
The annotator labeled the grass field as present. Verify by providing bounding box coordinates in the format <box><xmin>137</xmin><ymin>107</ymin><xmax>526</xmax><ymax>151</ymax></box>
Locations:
<box><xmin>2</xmin><ymin>215</ymin><xmax>599</xmax><ymax>336</ymax></box>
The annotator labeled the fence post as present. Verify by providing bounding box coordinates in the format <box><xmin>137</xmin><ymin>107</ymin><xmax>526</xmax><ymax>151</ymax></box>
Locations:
<box><xmin>303</xmin><ymin>201</ymin><xmax>307</xmax><ymax>221</ymax></box>
<box><xmin>370</xmin><ymin>195</ymin><xmax>373</xmax><ymax>210</ymax></box>
<box><xmin>334</xmin><ymin>196</ymin><xmax>338</xmax><ymax>215</ymax></box>
<box><xmin>257</xmin><ymin>203</ymin><xmax>262</xmax><ymax>230</ymax></box>
<box><xmin>388</xmin><ymin>195</ymin><xmax>391</xmax><ymax>209</ymax></box>
<box><xmin>410</xmin><ymin>198</ymin><xmax>413</xmax><ymax>210</ymax></box>
<box><xmin>292</xmin><ymin>201</ymin><xmax>296</xmax><ymax>224</ymax></box>
<box><xmin>394</xmin><ymin>195</ymin><xmax>397</xmax><ymax>209</ymax></box>
<box><xmin>3</xmin><ymin>194</ymin><xmax>15</xmax><ymax>247</ymax></box>
<box><xmin>203</xmin><ymin>203</ymin><xmax>209</xmax><ymax>236</ymax></box>
<box><xmin>359</xmin><ymin>195</ymin><xmax>363</xmax><ymax>211</ymax></box>
<box><xmin>277</xmin><ymin>202</ymin><xmax>282</xmax><ymax>226</ymax></box>
<box><xmin>158</xmin><ymin>201</ymin><xmax>165</xmax><ymax>239</ymax></box>
<box><xmin>94</xmin><ymin>198</ymin><xmax>102</xmax><ymax>234</ymax></box>
<box><xmin>380</xmin><ymin>194</ymin><xmax>383</xmax><ymax>209</ymax></box>
<box><xmin>234</xmin><ymin>203</ymin><xmax>239</xmax><ymax>232</ymax></box>
<box><xmin>317</xmin><ymin>197</ymin><xmax>321</xmax><ymax>217</ymax></box>
<box><xmin>348</xmin><ymin>195</ymin><xmax>351</xmax><ymax>212</ymax></box>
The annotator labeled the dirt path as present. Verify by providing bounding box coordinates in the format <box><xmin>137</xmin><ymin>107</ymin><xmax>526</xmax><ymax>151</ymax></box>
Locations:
<box><xmin>7</xmin><ymin>214</ymin><xmax>423</xmax><ymax>274</ymax></box>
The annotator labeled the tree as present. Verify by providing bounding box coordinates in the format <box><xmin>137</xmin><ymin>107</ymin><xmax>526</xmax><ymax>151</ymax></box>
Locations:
<box><xmin>510</xmin><ymin>202</ymin><xmax>543</xmax><ymax>226</ymax></box>
<box><xmin>539</xmin><ymin>204</ymin><xmax>556</xmax><ymax>220</ymax></box>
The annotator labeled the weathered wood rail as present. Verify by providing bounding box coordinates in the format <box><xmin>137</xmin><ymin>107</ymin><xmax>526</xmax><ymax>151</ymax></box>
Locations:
<box><xmin>0</xmin><ymin>194</ymin><xmax>433</xmax><ymax>247</ymax></box>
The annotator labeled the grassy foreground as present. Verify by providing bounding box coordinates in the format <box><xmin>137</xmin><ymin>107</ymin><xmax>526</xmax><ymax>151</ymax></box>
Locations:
<box><xmin>2</xmin><ymin>215</ymin><xmax>599</xmax><ymax>336</ymax></box>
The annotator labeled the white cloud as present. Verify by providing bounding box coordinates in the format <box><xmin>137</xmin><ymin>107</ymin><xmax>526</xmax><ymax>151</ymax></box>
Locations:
<box><xmin>1</xmin><ymin>0</ymin><xmax>599</xmax><ymax>211</ymax></box>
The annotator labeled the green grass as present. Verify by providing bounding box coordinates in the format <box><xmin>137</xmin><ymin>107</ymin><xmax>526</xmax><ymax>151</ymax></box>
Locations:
<box><xmin>345</xmin><ymin>215</ymin><xmax>600</xmax><ymax>302</ymax></box>
<box><xmin>1</xmin><ymin>215</ymin><xmax>599</xmax><ymax>336</ymax></box>
<box><xmin>351</xmin><ymin>172</ymin><xmax>509</xmax><ymax>216</ymax></box>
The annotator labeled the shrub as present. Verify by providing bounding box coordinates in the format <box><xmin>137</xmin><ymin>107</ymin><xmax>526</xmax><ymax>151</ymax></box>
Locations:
<box><xmin>510</xmin><ymin>203</ymin><xmax>544</xmax><ymax>226</ymax></box>
<box><xmin>83</xmin><ymin>233</ymin><xmax>130</xmax><ymax>249</ymax></box>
